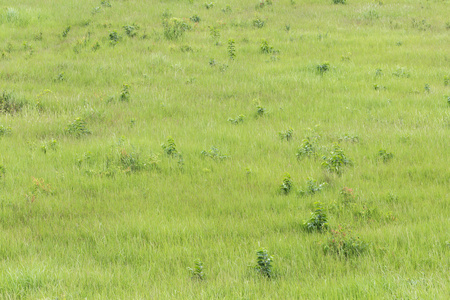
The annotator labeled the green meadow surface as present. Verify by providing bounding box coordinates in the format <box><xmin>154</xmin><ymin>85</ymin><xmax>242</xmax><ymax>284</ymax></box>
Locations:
<box><xmin>0</xmin><ymin>0</ymin><xmax>449</xmax><ymax>298</ymax></box>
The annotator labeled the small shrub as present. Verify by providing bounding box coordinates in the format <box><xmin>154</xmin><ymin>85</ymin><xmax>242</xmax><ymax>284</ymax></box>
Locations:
<box><xmin>253</xmin><ymin>18</ymin><xmax>265</xmax><ymax>28</ymax></box>
<box><xmin>316</xmin><ymin>62</ymin><xmax>330</xmax><ymax>74</ymax></box>
<box><xmin>279</xmin><ymin>128</ymin><xmax>294</xmax><ymax>141</ymax></box>
<box><xmin>296</xmin><ymin>138</ymin><xmax>316</xmax><ymax>159</ymax></box>
<box><xmin>0</xmin><ymin>125</ymin><xmax>11</xmax><ymax>136</ymax></box>
<box><xmin>109</xmin><ymin>31</ymin><xmax>120</xmax><ymax>45</ymax></box>
<box><xmin>222</xmin><ymin>5</ymin><xmax>232</xmax><ymax>13</ymax></box>
<box><xmin>120</xmin><ymin>84</ymin><xmax>131</xmax><ymax>102</ymax></box>
<box><xmin>227</xmin><ymin>39</ymin><xmax>236</xmax><ymax>60</ymax></box>
<box><xmin>162</xmin><ymin>18</ymin><xmax>191</xmax><ymax>40</ymax></box>
<box><xmin>161</xmin><ymin>137</ymin><xmax>178</xmax><ymax>157</ymax></box>
<box><xmin>424</xmin><ymin>84</ymin><xmax>431</xmax><ymax>93</ymax></box>
<box><xmin>188</xmin><ymin>260</ymin><xmax>205</xmax><ymax>280</ymax></box>
<box><xmin>190</xmin><ymin>15</ymin><xmax>200</xmax><ymax>23</ymax></box>
<box><xmin>304</xmin><ymin>203</ymin><xmax>329</xmax><ymax>232</ymax></box>
<box><xmin>0</xmin><ymin>91</ymin><xmax>25</xmax><ymax>114</ymax></box>
<box><xmin>61</xmin><ymin>26</ymin><xmax>71</xmax><ymax>38</ymax></box>
<box><xmin>201</xmin><ymin>146</ymin><xmax>229</xmax><ymax>161</ymax></box>
<box><xmin>323</xmin><ymin>227</ymin><xmax>368</xmax><ymax>258</ymax></box>
<box><xmin>298</xmin><ymin>178</ymin><xmax>327</xmax><ymax>197</ymax></box>
<box><xmin>279</xmin><ymin>173</ymin><xmax>293</xmax><ymax>195</ymax></box>
<box><xmin>66</xmin><ymin>118</ymin><xmax>91</xmax><ymax>137</ymax></box>
<box><xmin>322</xmin><ymin>144</ymin><xmax>352</xmax><ymax>174</ymax></box>
<box><xmin>204</xmin><ymin>2</ymin><xmax>214</xmax><ymax>9</ymax></box>
<box><xmin>377</xmin><ymin>149</ymin><xmax>393</xmax><ymax>162</ymax></box>
<box><xmin>255</xmin><ymin>248</ymin><xmax>273</xmax><ymax>278</ymax></box>
<box><xmin>228</xmin><ymin>115</ymin><xmax>244</xmax><ymax>124</ymax></box>
<box><xmin>333</xmin><ymin>0</ymin><xmax>346</xmax><ymax>4</ymax></box>
<box><xmin>123</xmin><ymin>24</ymin><xmax>139</xmax><ymax>37</ymax></box>
<box><xmin>209</xmin><ymin>26</ymin><xmax>220</xmax><ymax>45</ymax></box>
<box><xmin>260</xmin><ymin>39</ymin><xmax>274</xmax><ymax>54</ymax></box>
<box><xmin>255</xmin><ymin>102</ymin><xmax>266</xmax><ymax>117</ymax></box>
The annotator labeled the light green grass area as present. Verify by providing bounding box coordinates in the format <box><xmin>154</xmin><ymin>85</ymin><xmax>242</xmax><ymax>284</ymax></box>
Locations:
<box><xmin>0</xmin><ymin>0</ymin><xmax>449</xmax><ymax>298</ymax></box>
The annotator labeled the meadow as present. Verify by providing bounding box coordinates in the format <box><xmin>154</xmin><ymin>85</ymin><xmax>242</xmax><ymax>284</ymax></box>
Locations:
<box><xmin>0</xmin><ymin>0</ymin><xmax>449</xmax><ymax>298</ymax></box>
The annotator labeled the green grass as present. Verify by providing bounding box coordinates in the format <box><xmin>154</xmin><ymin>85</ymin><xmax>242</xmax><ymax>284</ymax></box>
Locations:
<box><xmin>1</xmin><ymin>0</ymin><xmax>449</xmax><ymax>298</ymax></box>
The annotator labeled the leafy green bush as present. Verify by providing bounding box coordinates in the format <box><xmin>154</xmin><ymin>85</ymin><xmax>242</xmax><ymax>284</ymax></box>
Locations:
<box><xmin>296</xmin><ymin>138</ymin><xmax>316</xmax><ymax>160</ymax></box>
<box><xmin>377</xmin><ymin>149</ymin><xmax>393</xmax><ymax>162</ymax></box>
<box><xmin>255</xmin><ymin>248</ymin><xmax>273</xmax><ymax>278</ymax></box>
<box><xmin>279</xmin><ymin>128</ymin><xmax>293</xmax><ymax>141</ymax></box>
<box><xmin>304</xmin><ymin>203</ymin><xmax>329</xmax><ymax>232</ymax></box>
<box><xmin>163</xmin><ymin>18</ymin><xmax>191</xmax><ymax>40</ymax></box>
<box><xmin>228</xmin><ymin>39</ymin><xmax>236</xmax><ymax>59</ymax></box>
<box><xmin>333</xmin><ymin>0</ymin><xmax>346</xmax><ymax>4</ymax></box>
<box><xmin>279</xmin><ymin>173</ymin><xmax>293</xmax><ymax>195</ymax></box>
<box><xmin>66</xmin><ymin>118</ymin><xmax>91</xmax><ymax>137</ymax></box>
<box><xmin>188</xmin><ymin>260</ymin><xmax>205</xmax><ymax>280</ymax></box>
<box><xmin>0</xmin><ymin>124</ymin><xmax>11</xmax><ymax>136</ymax></box>
<box><xmin>316</xmin><ymin>62</ymin><xmax>330</xmax><ymax>74</ymax></box>
<box><xmin>161</xmin><ymin>137</ymin><xmax>178</xmax><ymax>157</ymax></box>
<box><xmin>322</xmin><ymin>144</ymin><xmax>352</xmax><ymax>174</ymax></box>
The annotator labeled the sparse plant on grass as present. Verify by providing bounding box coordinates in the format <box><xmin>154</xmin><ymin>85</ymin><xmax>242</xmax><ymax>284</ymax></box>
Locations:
<box><xmin>162</xmin><ymin>18</ymin><xmax>191</xmax><ymax>40</ymax></box>
<box><xmin>444</xmin><ymin>76</ymin><xmax>449</xmax><ymax>86</ymax></box>
<box><xmin>120</xmin><ymin>84</ymin><xmax>131</xmax><ymax>102</ymax></box>
<box><xmin>109</xmin><ymin>31</ymin><xmax>120</xmax><ymax>45</ymax></box>
<box><xmin>1</xmin><ymin>91</ymin><xmax>25</xmax><ymax>114</ymax></box>
<box><xmin>424</xmin><ymin>84</ymin><xmax>431</xmax><ymax>93</ymax></box>
<box><xmin>298</xmin><ymin>178</ymin><xmax>327</xmax><ymax>197</ymax></box>
<box><xmin>339</xmin><ymin>187</ymin><xmax>355</xmax><ymax>204</ymax></box>
<box><xmin>279</xmin><ymin>173</ymin><xmax>293</xmax><ymax>195</ymax></box>
<box><xmin>260</xmin><ymin>39</ymin><xmax>274</xmax><ymax>54</ymax></box>
<box><xmin>222</xmin><ymin>5</ymin><xmax>232</xmax><ymax>13</ymax></box>
<box><xmin>411</xmin><ymin>18</ymin><xmax>431</xmax><ymax>31</ymax></box>
<box><xmin>304</xmin><ymin>202</ymin><xmax>329</xmax><ymax>232</ymax></box>
<box><xmin>188</xmin><ymin>260</ymin><xmax>205</xmax><ymax>280</ymax></box>
<box><xmin>26</xmin><ymin>177</ymin><xmax>53</xmax><ymax>202</ymax></box>
<box><xmin>204</xmin><ymin>2</ymin><xmax>214</xmax><ymax>9</ymax></box>
<box><xmin>61</xmin><ymin>26</ymin><xmax>71</xmax><ymax>38</ymax></box>
<box><xmin>316</xmin><ymin>62</ymin><xmax>330</xmax><ymax>74</ymax></box>
<box><xmin>161</xmin><ymin>137</ymin><xmax>179</xmax><ymax>157</ymax></box>
<box><xmin>338</xmin><ymin>134</ymin><xmax>359</xmax><ymax>143</ymax></box>
<box><xmin>0</xmin><ymin>125</ymin><xmax>11</xmax><ymax>136</ymax></box>
<box><xmin>0</xmin><ymin>165</ymin><xmax>5</xmax><ymax>179</ymax></box>
<box><xmin>253</xmin><ymin>18</ymin><xmax>265</xmax><ymax>28</ymax></box>
<box><xmin>322</xmin><ymin>144</ymin><xmax>352</xmax><ymax>174</ymax></box>
<box><xmin>40</xmin><ymin>139</ymin><xmax>58</xmax><ymax>154</ymax></box>
<box><xmin>227</xmin><ymin>39</ymin><xmax>236</xmax><ymax>60</ymax></box>
<box><xmin>209</xmin><ymin>26</ymin><xmax>220</xmax><ymax>45</ymax></box>
<box><xmin>123</xmin><ymin>24</ymin><xmax>139</xmax><ymax>37</ymax></box>
<box><xmin>279</xmin><ymin>128</ymin><xmax>294</xmax><ymax>141</ymax></box>
<box><xmin>201</xmin><ymin>146</ymin><xmax>229</xmax><ymax>160</ymax></box>
<box><xmin>333</xmin><ymin>0</ymin><xmax>346</xmax><ymax>4</ymax></box>
<box><xmin>296</xmin><ymin>138</ymin><xmax>316</xmax><ymax>160</ymax></box>
<box><xmin>392</xmin><ymin>67</ymin><xmax>410</xmax><ymax>78</ymax></box>
<box><xmin>254</xmin><ymin>101</ymin><xmax>266</xmax><ymax>117</ymax></box>
<box><xmin>228</xmin><ymin>115</ymin><xmax>244</xmax><ymax>124</ymax></box>
<box><xmin>190</xmin><ymin>15</ymin><xmax>200</xmax><ymax>23</ymax></box>
<box><xmin>323</xmin><ymin>226</ymin><xmax>368</xmax><ymax>258</ymax></box>
<box><xmin>66</xmin><ymin>118</ymin><xmax>91</xmax><ymax>137</ymax></box>
<box><xmin>377</xmin><ymin>149</ymin><xmax>393</xmax><ymax>162</ymax></box>
<box><xmin>254</xmin><ymin>248</ymin><xmax>273</xmax><ymax>278</ymax></box>
<box><xmin>258</xmin><ymin>0</ymin><xmax>273</xmax><ymax>9</ymax></box>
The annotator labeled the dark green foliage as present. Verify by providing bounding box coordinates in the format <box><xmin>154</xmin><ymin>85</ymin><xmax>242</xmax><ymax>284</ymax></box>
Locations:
<box><xmin>316</xmin><ymin>62</ymin><xmax>330</xmax><ymax>74</ymax></box>
<box><xmin>204</xmin><ymin>2</ymin><xmax>214</xmax><ymax>9</ymax></box>
<box><xmin>0</xmin><ymin>165</ymin><xmax>5</xmax><ymax>178</ymax></box>
<box><xmin>188</xmin><ymin>260</ymin><xmax>205</xmax><ymax>280</ymax></box>
<box><xmin>304</xmin><ymin>203</ymin><xmax>329</xmax><ymax>232</ymax></box>
<box><xmin>190</xmin><ymin>15</ymin><xmax>200</xmax><ymax>23</ymax></box>
<box><xmin>109</xmin><ymin>31</ymin><xmax>120</xmax><ymax>45</ymax></box>
<box><xmin>228</xmin><ymin>39</ymin><xmax>236</xmax><ymax>59</ymax></box>
<box><xmin>255</xmin><ymin>248</ymin><xmax>273</xmax><ymax>278</ymax></box>
<box><xmin>377</xmin><ymin>149</ymin><xmax>393</xmax><ymax>162</ymax></box>
<box><xmin>120</xmin><ymin>84</ymin><xmax>130</xmax><ymax>102</ymax></box>
<box><xmin>260</xmin><ymin>39</ymin><xmax>274</xmax><ymax>54</ymax></box>
<box><xmin>333</xmin><ymin>0</ymin><xmax>346</xmax><ymax>4</ymax></box>
<box><xmin>279</xmin><ymin>128</ymin><xmax>293</xmax><ymax>141</ymax></box>
<box><xmin>66</xmin><ymin>118</ymin><xmax>91</xmax><ymax>137</ymax></box>
<box><xmin>61</xmin><ymin>26</ymin><xmax>71</xmax><ymax>38</ymax></box>
<box><xmin>161</xmin><ymin>137</ymin><xmax>178</xmax><ymax>157</ymax></box>
<box><xmin>323</xmin><ymin>227</ymin><xmax>368</xmax><ymax>258</ymax></box>
<box><xmin>279</xmin><ymin>173</ymin><xmax>293</xmax><ymax>195</ymax></box>
<box><xmin>322</xmin><ymin>144</ymin><xmax>352</xmax><ymax>174</ymax></box>
<box><xmin>201</xmin><ymin>146</ymin><xmax>229</xmax><ymax>160</ymax></box>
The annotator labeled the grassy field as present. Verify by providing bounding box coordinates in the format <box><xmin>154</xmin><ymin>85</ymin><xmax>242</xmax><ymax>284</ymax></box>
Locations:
<box><xmin>0</xmin><ymin>0</ymin><xmax>449</xmax><ymax>298</ymax></box>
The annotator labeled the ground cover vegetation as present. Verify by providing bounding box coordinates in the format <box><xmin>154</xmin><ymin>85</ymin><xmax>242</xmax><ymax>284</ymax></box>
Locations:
<box><xmin>0</xmin><ymin>0</ymin><xmax>449</xmax><ymax>298</ymax></box>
